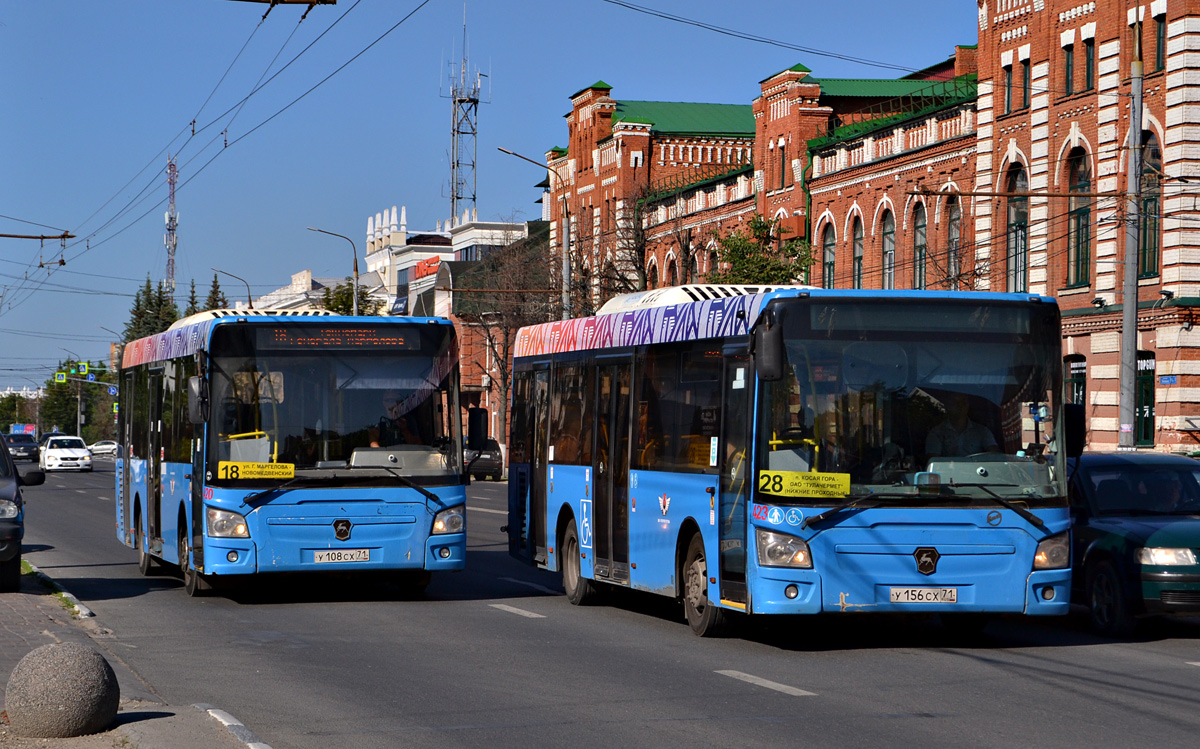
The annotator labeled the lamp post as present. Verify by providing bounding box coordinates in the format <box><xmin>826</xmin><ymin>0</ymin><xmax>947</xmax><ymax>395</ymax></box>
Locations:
<box><xmin>23</xmin><ymin>379</ymin><xmax>41</xmax><ymax>436</ymax></box>
<box><xmin>211</xmin><ymin>268</ymin><xmax>254</xmax><ymax>310</ymax></box>
<box><xmin>307</xmin><ymin>227</ymin><xmax>359</xmax><ymax>316</ymax></box>
<box><xmin>59</xmin><ymin>347</ymin><xmax>83</xmax><ymax>437</ymax></box>
<box><xmin>499</xmin><ymin>146</ymin><xmax>571</xmax><ymax>320</ymax></box>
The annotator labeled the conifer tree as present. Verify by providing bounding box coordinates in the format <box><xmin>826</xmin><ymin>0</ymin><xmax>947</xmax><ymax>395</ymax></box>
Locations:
<box><xmin>205</xmin><ymin>273</ymin><xmax>228</xmax><ymax>310</ymax></box>
<box><xmin>184</xmin><ymin>279</ymin><xmax>200</xmax><ymax>317</ymax></box>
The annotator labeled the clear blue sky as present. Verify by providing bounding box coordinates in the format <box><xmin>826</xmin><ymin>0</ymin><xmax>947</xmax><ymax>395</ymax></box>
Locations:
<box><xmin>0</xmin><ymin>0</ymin><xmax>977</xmax><ymax>391</ymax></box>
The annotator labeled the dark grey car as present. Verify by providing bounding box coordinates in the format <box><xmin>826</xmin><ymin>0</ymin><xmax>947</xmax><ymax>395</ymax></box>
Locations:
<box><xmin>3</xmin><ymin>433</ymin><xmax>38</xmax><ymax>462</ymax></box>
<box><xmin>466</xmin><ymin>438</ymin><xmax>504</xmax><ymax>481</ymax></box>
<box><xmin>0</xmin><ymin>435</ymin><xmax>45</xmax><ymax>591</ymax></box>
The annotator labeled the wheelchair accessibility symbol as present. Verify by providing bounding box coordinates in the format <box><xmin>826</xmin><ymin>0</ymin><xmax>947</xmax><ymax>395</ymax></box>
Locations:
<box><xmin>579</xmin><ymin>499</ymin><xmax>592</xmax><ymax>549</ymax></box>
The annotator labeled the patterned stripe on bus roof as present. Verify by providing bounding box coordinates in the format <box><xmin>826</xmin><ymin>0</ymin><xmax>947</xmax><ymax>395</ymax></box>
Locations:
<box><xmin>122</xmin><ymin>317</ymin><xmax>216</xmax><ymax>369</ymax></box>
<box><xmin>513</xmin><ymin>292</ymin><xmax>770</xmax><ymax>358</ymax></box>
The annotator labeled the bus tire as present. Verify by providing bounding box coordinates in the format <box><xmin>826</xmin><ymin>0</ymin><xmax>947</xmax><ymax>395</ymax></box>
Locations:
<box><xmin>135</xmin><ymin>514</ymin><xmax>159</xmax><ymax>577</ymax></box>
<box><xmin>178</xmin><ymin>528</ymin><xmax>212</xmax><ymax>597</ymax></box>
<box><xmin>562</xmin><ymin>518</ymin><xmax>597</xmax><ymax>606</ymax></box>
<box><xmin>683</xmin><ymin>533</ymin><xmax>727</xmax><ymax>637</ymax></box>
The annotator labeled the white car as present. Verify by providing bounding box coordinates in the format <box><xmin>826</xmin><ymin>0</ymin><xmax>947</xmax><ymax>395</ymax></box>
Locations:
<box><xmin>88</xmin><ymin>440</ymin><xmax>118</xmax><ymax>456</ymax></box>
<box><xmin>40</xmin><ymin>436</ymin><xmax>93</xmax><ymax>472</ymax></box>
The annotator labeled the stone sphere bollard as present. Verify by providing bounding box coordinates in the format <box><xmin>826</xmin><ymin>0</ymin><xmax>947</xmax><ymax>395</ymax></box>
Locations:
<box><xmin>4</xmin><ymin>642</ymin><xmax>120</xmax><ymax>738</ymax></box>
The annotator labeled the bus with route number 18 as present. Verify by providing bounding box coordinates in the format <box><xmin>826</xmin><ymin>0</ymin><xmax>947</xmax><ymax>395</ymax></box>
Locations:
<box><xmin>117</xmin><ymin>308</ymin><xmax>485</xmax><ymax>596</ymax></box>
<box><xmin>506</xmin><ymin>285</ymin><xmax>1081</xmax><ymax>636</ymax></box>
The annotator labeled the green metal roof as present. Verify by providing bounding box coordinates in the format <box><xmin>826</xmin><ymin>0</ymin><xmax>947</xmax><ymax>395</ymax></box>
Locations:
<box><xmin>613</xmin><ymin>100</ymin><xmax>754</xmax><ymax>136</ymax></box>
<box><xmin>809</xmin><ymin>78</ymin><xmax>946</xmax><ymax>98</ymax></box>
<box><xmin>759</xmin><ymin>62</ymin><xmax>813</xmax><ymax>83</ymax></box>
<box><xmin>569</xmin><ymin>80</ymin><xmax>613</xmax><ymax>99</ymax></box>
<box><xmin>807</xmin><ymin>75</ymin><xmax>978</xmax><ymax>151</ymax></box>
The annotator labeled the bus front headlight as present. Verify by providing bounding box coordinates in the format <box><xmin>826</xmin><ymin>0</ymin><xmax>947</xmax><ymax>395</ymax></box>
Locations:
<box><xmin>432</xmin><ymin>506</ymin><xmax>464</xmax><ymax>535</ymax></box>
<box><xmin>756</xmin><ymin>529</ymin><xmax>813</xmax><ymax>568</ymax></box>
<box><xmin>206</xmin><ymin>508</ymin><xmax>249</xmax><ymax>538</ymax></box>
<box><xmin>1033</xmin><ymin>532</ymin><xmax>1069</xmax><ymax>569</ymax></box>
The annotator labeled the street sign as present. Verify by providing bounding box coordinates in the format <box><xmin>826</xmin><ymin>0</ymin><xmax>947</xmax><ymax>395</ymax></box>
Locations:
<box><xmin>112</xmin><ymin>404</ymin><xmax>119</xmax><ymax>413</ymax></box>
<box><xmin>79</xmin><ymin>363</ymin><xmax>88</xmax><ymax>375</ymax></box>
<box><xmin>108</xmin><ymin>386</ymin><xmax>117</xmax><ymax>396</ymax></box>
<box><xmin>87</xmin><ymin>373</ymin><xmax>96</xmax><ymax>382</ymax></box>
<box><xmin>55</xmin><ymin>372</ymin><xmax>66</xmax><ymax>383</ymax></box>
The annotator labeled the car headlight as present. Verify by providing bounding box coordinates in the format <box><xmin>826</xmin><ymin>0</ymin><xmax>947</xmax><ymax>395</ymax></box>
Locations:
<box><xmin>1137</xmin><ymin>547</ymin><xmax>1198</xmax><ymax>566</ymax></box>
<box><xmin>432</xmin><ymin>506</ymin><xmax>465</xmax><ymax>534</ymax></box>
<box><xmin>0</xmin><ymin>500</ymin><xmax>19</xmax><ymax>519</ymax></box>
<box><xmin>1033</xmin><ymin>532</ymin><xmax>1070</xmax><ymax>570</ymax></box>
<box><xmin>81</xmin><ymin>455</ymin><xmax>91</xmax><ymax>461</ymax></box>
<box><xmin>756</xmin><ymin>528</ymin><xmax>813</xmax><ymax>568</ymax></box>
<box><xmin>206</xmin><ymin>507</ymin><xmax>249</xmax><ymax>538</ymax></box>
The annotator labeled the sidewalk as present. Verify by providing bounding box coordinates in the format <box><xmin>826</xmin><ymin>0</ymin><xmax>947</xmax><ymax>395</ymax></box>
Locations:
<box><xmin>0</xmin><ymin>567</ymin><xmax>255</xmax><ymax>748</ymax></box>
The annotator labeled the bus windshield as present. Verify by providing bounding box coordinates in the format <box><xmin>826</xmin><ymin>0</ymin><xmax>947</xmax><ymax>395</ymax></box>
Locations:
<box><xmin>207</xmin><ymin>323</ymin><xmax>462</xmax><ymax>483</ymax></box>
<box><xmin>757</xmin><ymin>298</ymin><xmax>1065</xmax><ymax>505</ymax></box>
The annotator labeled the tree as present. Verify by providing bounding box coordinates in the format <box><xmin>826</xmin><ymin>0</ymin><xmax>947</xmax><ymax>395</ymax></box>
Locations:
<box><xmin>455</xmin><ymin>222</ymin><xmax>555</xmax><ymax>449</ymax></box>
<box><xmin>122</xmin><ymin>277</ymin><xmax>179</xmax><ymax>343</ymax></box>
<box><xmin>706</xmin><ymin>215</ymin><xmax>813</xmax><ymax>285</ymax></box>
<box><xmin>205</xmin><ymin>273</ymin><xmax>228</xmax><ymax>311</ymax></box>
<box><xmin>320</xmin><ymin>279</ymin><xmax>380</xmax><ymax>316</ymax></box>
<box><xmin>183</xmin><ymin>279</ymin><xmax>200</xmax><ymax>317</ymax></box>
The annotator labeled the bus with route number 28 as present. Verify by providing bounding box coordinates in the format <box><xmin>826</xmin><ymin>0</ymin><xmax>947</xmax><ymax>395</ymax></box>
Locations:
<box><xmin>507</xmin><ymin>285</ymin><xmax>1080</xmax><ymax>636</ymax></box>
<box><xmin>117</xmin><ymin>308</ymin><xmax>484</xmax><ymax>596</ymax></box>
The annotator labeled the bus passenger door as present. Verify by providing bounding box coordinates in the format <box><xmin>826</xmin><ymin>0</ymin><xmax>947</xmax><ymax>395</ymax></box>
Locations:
<box><xmin>593</xmin><ymin>359</ymin><xmax>631</xmax><ymax>584</ymax></box>
<box><xmin>530</xmin><ymin>368</ymin><xmax>550</xmax><ymax>565</ymax></box>
<box><xmin>120</xmin><ymin>370</ymin><xmax>136</xmax><ymax>546</ymax></box>
<box><xmin>147</xmin><ymin>370</ymin><xmax>163</xmax><ymax>548</ymax></box>
<box><xmin>719</xmin><ymin>355</ymin><xmax>751</xmax><ymax>604</ymax></box>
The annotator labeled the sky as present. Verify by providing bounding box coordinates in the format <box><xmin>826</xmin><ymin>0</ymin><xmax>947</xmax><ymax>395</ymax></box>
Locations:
<box><xmin>0</xmin><ymin>0</ymin><xmax>978</xmax><ymax>391</ymax></box>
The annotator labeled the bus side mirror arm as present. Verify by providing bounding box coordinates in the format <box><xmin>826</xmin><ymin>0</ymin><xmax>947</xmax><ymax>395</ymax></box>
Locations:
<box><xmin>188</xmin><ymin>376</ymin><xmax>208</xmax><ymax>425</ymax></box>
<box><xmin>754</xmin><ymin>309</ymin><xmax>784</xmax><ymax>382</ymax></box>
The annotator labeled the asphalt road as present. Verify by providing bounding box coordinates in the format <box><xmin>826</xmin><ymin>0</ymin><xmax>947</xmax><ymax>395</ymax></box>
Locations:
<box><xmin>17</xmin><ymin>460</ymin><xmax>1200</xmax><ymax>748</ymax></box>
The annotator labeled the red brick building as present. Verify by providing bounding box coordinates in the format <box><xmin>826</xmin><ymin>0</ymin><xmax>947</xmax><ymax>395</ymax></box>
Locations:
<box><xmin>541</xmin><ymin>2</ymin><xmax>1200</xmax><ymax>452</ymax></box>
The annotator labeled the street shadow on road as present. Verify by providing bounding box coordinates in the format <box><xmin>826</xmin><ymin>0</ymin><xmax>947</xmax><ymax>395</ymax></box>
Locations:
<box><xmin>110</xmin><ymin>709</ymin><xmax>173</xmax><ymax>728</ymax></box>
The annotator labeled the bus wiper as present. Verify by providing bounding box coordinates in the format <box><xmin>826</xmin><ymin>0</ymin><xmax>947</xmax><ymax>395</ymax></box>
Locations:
<box><xmin>380</xmin><ymin>466</ymin><xmax>442</xmax><ymax>505</ymax></box>
<box><xmin>245</xmin><ymin>475</ymin><xmax>307</xmax><ymax>504</ymax></box>
<box><xmin>946</xmin><ymin>483</ymin><xmax>1045</xmax><ymax>529</ymax></box>
<box><xmin>801</xmin><ymin>493</ymin><xmax>896</xmax><ymax>528</ymax></box>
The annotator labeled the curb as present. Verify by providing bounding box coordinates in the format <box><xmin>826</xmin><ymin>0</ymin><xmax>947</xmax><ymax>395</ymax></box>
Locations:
<box><xmin>23</xmin><ymin>560</ymin><xmax>95</xmax><ymax>618</ymax></box>
<box><xmin>194</xmin><ymin>704</ymin><xmax>274</xmax><ymax>749</ymax></box>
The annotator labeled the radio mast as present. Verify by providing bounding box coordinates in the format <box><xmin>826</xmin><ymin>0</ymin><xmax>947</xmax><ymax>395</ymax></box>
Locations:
<box><xmin>165</xmin><ymin>156</ymin><xmax>179</xmax><ymax>299</ymax></box>
<box><xmin>448</xmin><ymin>12</ymin><xmax>484</xmax><ymax>226</ymax></box>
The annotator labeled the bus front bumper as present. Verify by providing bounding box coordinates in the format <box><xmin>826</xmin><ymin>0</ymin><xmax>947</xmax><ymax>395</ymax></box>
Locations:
<box><xmin>199</xmin><ymin>531</ymin><xmax>466</xmax><ymax>576</ymax></box>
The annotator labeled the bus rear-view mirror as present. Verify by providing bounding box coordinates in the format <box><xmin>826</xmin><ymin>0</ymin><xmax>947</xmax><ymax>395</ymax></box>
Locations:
<box><xmin>187</xmin><ymin>376</ymin><xmax>208</xmax><ymax>425</ymax></box>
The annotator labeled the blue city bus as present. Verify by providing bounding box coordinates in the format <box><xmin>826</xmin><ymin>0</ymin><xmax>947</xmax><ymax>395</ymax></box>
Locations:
<box><xmin>507</xmin><ymin>286</ymin><xmax>1074</xmax><ymax>635</ymax></box>
<box><xmin>117</xmin><ymin>309</ymin><xmax>481</xmax><ymax>596</ymax></box>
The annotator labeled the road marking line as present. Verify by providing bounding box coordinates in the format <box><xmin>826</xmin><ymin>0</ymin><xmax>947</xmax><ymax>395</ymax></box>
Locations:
<box><xmin>1188</xmin><ymin>662</ymin><xmax>1200</xmax><ymax>667</ymax></box>
<box><xmin>468</xmin><ymin>506</ymin><xmax>506</xmax><ymax>515</ymax></box>
<box><xmin>489</xmin><ymin>603</ymin><xmax>545</xmax><ymax>619</ymax></box>
<box><xmin>75</xmin><ymin>490</ymin><xmax>87</xmax><ymax>494</ymax></box>
<box><xmin>499</xmin><ymin>576</ymin><xmax>561</xmax><ymax>595</ymax></box>
<box><xmin>715</xmin><ymin>670</ymin><xmax>816</xmax><ymax>696</ymax></box>
<box><xmin>98</xmin><ymin>496</ymin><xmax>109</xmax><ymax>501</ymax></box>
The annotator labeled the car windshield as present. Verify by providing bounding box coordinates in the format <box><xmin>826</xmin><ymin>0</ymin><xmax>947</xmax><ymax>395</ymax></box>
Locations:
<box><xmin>49</xmin><ymin>438</ymin><xmax>86</xmax><ymax>450</ymax></box>
<box><xmin>1084</xmin><ymin>464</ymin><xmax>1200</xmax><ymax>514</ymax></box>
<box><xmin>5</xmin><ymin>435</ymin><xmax>34</xmax><ymax>444</ymax></box>
<box><xmin>208</xmin><ymin>323</ymin><xmax>463</xmax><ymax>484</ymax></box>
<box><xmin>756</xmin><ymin>298</ymin><xmax>1066</xmax><ymax>506</ymax></box>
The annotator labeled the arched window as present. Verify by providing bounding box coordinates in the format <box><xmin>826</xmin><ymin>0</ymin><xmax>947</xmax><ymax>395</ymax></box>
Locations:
<box><xmin>1141</xmin><ymin>130</ymin><xmax>1162</xmax><ymax>278</ymax></box>
<box><xmin>822</xmin><ymin>224</ymin><xmax>836</xmax><ymax>289</ymax></box>
<box><xmin>1065</xmin><ymin>354</ymin><xmax>1087</xmax><ymax>407</ymax></box>
<box><xmin>881</xmin><ymin>210</ymin><xmax>895</xmax><ymax>289</ymax></box>
<box><xmin>1006</xmin><ymin>165</ymin><xmax>1029</xmax><ymax>292</ymax></box>
<box><xmin>648</xmin><ymin>263</ymin><xmax>659</xmax><ymax>290</ymax></box>
<box><xmin>708</xmin><ymin>250</ymin><xmax>719</xmax><ymax>277</ymax></box>
<box><xmin>913</xmin><ymin>203</ymin><xmax>927</xmax><ymax>290</ymax></box>
<box><xmin>667</xmin><ymin>259</ymin><xmax>678</xmax><ymax>287</ymax></box>
<box><xmin>1067</xmin><ymin>148</ymin><xmax>1091</xmax><ymax>287</ymax></box>
<box><xmin>852</xmin><ymin>217</ymin><xmax>864</xmax><ymax>289</ymax></box>
<box><xmin>946</xmin><ymin>196</ymin><xmax>962</xmax><ymax>290</ymax></box>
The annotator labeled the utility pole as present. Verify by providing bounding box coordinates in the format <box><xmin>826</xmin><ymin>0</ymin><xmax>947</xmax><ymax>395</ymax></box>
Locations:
<box><xmin>1120</xmin><ymin>20</ymin><xmax>1144</xmax><ymax>451</ymax></box>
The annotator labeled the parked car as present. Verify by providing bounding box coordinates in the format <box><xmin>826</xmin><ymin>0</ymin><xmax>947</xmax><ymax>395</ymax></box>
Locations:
<box><xmin>3</xmin><ymin>433</ymin><xmax>38</xmax><ymax>462</ymax></box>
<box><xmin>0</xmin><ymin>433</ymin><xmax>45</xmax><ymax>591</ymax></box>
<box><xmin>88</xmin><ymin>440</ymin><xmax>118</xmax><ymax>456</ymax></box>
<box><xmin>1068</xmin><ymin>453</ymin><xmax>1200</xmax><ymax>635</ymax></box>
<box><xmin>39</xmin><ymin>436</ymin><xmax>93</xmax><ymax>472</ymax></box>
<box><xmin>465</xmin><ymin>438</ymin><xmax>504</xmax><ymax>481</ymax></box>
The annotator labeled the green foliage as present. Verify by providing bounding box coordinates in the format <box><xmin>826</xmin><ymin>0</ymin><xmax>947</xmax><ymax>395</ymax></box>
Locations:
<box><xmin>706</xmin><ymin>215</ymin><xmax>813</xmax><ymax>285</ymax></box>
<box><xmin>122</xmin><ymin>277</ymin><xmax>179</xmax><ymax>342</ymax></box>
<box><xmin>320</xmin><ymin>279</ymin><xmax>380</xmax><ymax>316</ymax></box>
<box><xmin>183</xmin><ymin>279</ymin><xmax>200</xmax><ymax>317</ymax></box>
<box><xmin>0</xmin><ymin>393</ymin><xmax>20</xmax><ymax>431</ymax></box>
<box><xmin>205</xmin><ymin>273</ymin><xmax>228</xmax><ymax>311</ymax></box>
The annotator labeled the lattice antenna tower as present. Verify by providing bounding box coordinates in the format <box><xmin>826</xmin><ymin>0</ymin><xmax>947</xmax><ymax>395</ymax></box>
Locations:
<box><xmin>164</xmin><ymin>156</ymin><xmax>179</xmax><ymax>299</ymax></box>
<box><xmin>447</xmin><ymin>10</ymin><xmax>485</xmax><ymax>225</ymax></box>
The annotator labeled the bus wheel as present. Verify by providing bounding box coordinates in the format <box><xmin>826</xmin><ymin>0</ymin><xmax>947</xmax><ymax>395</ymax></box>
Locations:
<box><xmin>562</xmin><ymin>518</ymin><xmax>596</xmax><ymax>606</ymax></box>
<box><xmin>178</xmin><ymin>529</ymin><xmax>212</xmax><ymax>597</ymax></box>
<box><xmin>135</xmin><ymin>517</ymin><xmax>159</xmax><ymax>577</ymax></box>
<box><xmin>683</xmin><ymin>534</ymin><xmax>727</xmax><ymax>637</ymax></box>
